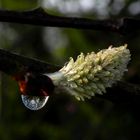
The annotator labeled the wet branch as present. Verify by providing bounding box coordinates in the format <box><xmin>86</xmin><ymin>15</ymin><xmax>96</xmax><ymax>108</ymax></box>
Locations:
<box><xmin>97</xmin><ymin>81</ymin><xmax>140</xmax><ymax>103</ymax></box>
<box><xmin>0</xmin><ymin>48</ymin><xmax>60</xmax><ymax>76</ymax></box>
<box><xmin>0</xmin><ymin>7</ymin><xmax>140</xmax><ymax>103</ymax></box>
<box><xmin>0</xmin><ymin>7</ymin><xmax>140</xmax><ymax>35</ymax></box>
<box><xmin>0</xmin><ymin>48</ymin><xmax>140</xmax><ymax>103</ymax></box>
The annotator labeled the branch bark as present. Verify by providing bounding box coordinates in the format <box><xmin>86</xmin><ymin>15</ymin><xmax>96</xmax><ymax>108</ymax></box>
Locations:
<box><xmin>0</xmin><ymin>48</ymin><xmax>140</xmax><ymax>103</ymax></box>
<box><xmin>0</xmin><ymin>8</ymin><xmax>140</xmax><ymax>103</ymax></box>
<box><xmin>97</xmin><ymin>81</ymin><xmax>140</xmax><ymax>103</ymax></box>
<box><xmin>0</xmin><ymin>48</ymin><xmax>60</xmax><ymax>76</ymax></box>
<box><xmin>0</xmin><ymin>7</ymin><xmax>140</xmax><ymax>35</ymax></box>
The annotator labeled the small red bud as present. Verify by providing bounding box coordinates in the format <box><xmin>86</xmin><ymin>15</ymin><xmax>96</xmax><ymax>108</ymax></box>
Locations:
<box><xmin>15</xmin><ymin>72</ymin><xmax>55</xmax><ymax>96</ymax></box>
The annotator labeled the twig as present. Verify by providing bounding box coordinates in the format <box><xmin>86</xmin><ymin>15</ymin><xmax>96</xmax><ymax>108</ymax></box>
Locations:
<box><xmin>97</xmin><ymin>81</ymin><xmax>140</xmax><ymax>103</ymax></box>
<box><xmin>0</xmin><ymin>49</ymin><xmax>140</xmax><ymax>103</ymax></box>
<box><xmin>0</xmin><ymin>7</ymin><xmax>140</xmax><ymax>35</ymax></box>
<box><xmin>0</xmin><ymin>48</ymin><xmax>60</xmax><ymax>76</ymax></box>
<box><xmin>0</xmin><ymin>6</ymin><xmax>139</xmax><ymax>103</ymax></box>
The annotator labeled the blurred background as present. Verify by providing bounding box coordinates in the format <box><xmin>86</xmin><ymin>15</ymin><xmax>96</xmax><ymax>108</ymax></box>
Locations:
<box><xmin>0</xmin><ymin>0</ymin><xmax>140</xmax><ymax>140</ymax></box>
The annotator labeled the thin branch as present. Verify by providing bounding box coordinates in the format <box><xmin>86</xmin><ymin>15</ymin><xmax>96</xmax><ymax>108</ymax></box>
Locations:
<box><xmin>97</xmin><ymin>81</ymin><xmax>140</xmax><ymax>103</ymax></box>
<box><xmin>0</xmin><ymin>48</ymin><xmax>60</xmax><ymax>76</ymax></box>
<box><xmin>0</xmin><ymin>7</ymin><xmax>140</xmax><ymax>35</ymax></box>
<box><xmin>0</xmin><ymin>8</ymin><xmax>139</xmax><ymax>104</ymax></box>
<box><xmin>0</xmin><ymin>49</ymin><xmax>140</xmax><ymax>103</ymax></box>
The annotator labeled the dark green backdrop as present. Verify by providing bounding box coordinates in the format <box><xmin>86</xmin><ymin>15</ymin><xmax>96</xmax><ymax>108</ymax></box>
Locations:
<box><xmin>0</xmin><ymin>0</ymin><xmax>140</xmax><ymax>140</ymax></box>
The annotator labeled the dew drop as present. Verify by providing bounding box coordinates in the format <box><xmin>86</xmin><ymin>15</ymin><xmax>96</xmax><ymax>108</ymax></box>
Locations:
<box><xmin>21</xmin><ymin>95</ymin><xmax>49</xmax><ymax>110</ymax></box>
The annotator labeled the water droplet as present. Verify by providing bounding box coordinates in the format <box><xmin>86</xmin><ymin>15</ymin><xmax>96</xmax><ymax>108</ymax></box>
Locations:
<box><xmin>21</xmin><ymin>95</ymin><xmax>49</xmax><ymax>110</ymax></box>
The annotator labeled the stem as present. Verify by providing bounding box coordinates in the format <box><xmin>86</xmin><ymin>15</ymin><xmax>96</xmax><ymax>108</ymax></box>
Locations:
<box><xmin>0</xmin><ymin>48</ymin><xmax>60</xmax><ymax>76</ymax></box>
<box><xmin>0</xmin><ymin>7</ymin><xmax>139</xmax><ymax>103</ymax></box>
<box><xmin>0</xmin><ymin>7</ymin><xmax>139</xmax><ymax>35</ymax></box>
<box><xmin>97</xmin><ymin>81</ymin><xmax>140</xmax><ymax>103</ymax></box>
<box><xmin>0</xmin><ymin>49</ymin><xmax>139</xmax><ymax>103</ymax></box>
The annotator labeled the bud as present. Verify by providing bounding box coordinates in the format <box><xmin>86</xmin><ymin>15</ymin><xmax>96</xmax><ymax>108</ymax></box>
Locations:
<box><xmin>16</xmin><ymin>72</ymin><xmax>54</xmax><ymax>96</ymax></box>
<box><xmin>49</xmin><ymin>45</ymin><xmax>131</xmax><ymax>101</ymax></box>
<box><xmin>15</xmin><ymin>72</ymin><xmax>54</xmax><ymax>110</ymax></box>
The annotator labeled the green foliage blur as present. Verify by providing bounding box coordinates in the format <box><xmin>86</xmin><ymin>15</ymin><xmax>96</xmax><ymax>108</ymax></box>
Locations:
<box><xmin>0</xmin><ymin>0</ymin><xmax>140</xmax><ymax>140</ymax></box>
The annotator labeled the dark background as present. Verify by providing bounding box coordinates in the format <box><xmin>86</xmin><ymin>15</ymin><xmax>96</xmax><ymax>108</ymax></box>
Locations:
<box><xmin>0</xmin><ymin>0</ymin><xmax>140</xmax><ymax>140</ymax></box>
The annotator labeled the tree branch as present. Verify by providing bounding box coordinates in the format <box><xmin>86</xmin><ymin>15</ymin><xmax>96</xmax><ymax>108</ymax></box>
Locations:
<box><xmin>97</xmin><ymin>81</ymin><xmax>140</xmax><ymax>103</ymax></box>
<box><xmin>0</xmin><ymin>7</ymin><xmax>140</xmax><ymax>35</ymax></box>
<box><xmin>0</xmin><ymin>7</ymin><xmax>140</xmax><ymax>103</ymax></box>
<box><xmin>0</xmin><ymin>48</ymin><xmax>60</xmax><ymax>76</ymax></box>
<box><xmin>0</xmin><ymin>48</ymin><xmax>140</xmax><ymax>103</ymax></box>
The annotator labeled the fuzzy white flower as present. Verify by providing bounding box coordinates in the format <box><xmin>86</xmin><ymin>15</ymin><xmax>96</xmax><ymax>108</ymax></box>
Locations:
<box><xmin>47</xmin><ymin>44</ymin><xmax>131</xmax><ymax>101</ymax></box>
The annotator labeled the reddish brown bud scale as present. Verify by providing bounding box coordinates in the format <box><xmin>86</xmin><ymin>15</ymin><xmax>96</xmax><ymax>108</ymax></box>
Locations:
<box><xmin>19</xmin><ymin>80</ymin><xmax>26</xmax><ymax>94</ymax></box>
<box><xmin>14</xmin><ymin>72</ymin><xmax>55</xmax><ymax>96</ymax></box>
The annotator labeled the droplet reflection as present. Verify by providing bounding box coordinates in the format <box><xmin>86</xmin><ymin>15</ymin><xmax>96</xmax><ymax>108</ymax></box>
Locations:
<box><xmin>21</xmin><ymin>95</ymin><xmax>49</xmax><ymax>110</ymax></box>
